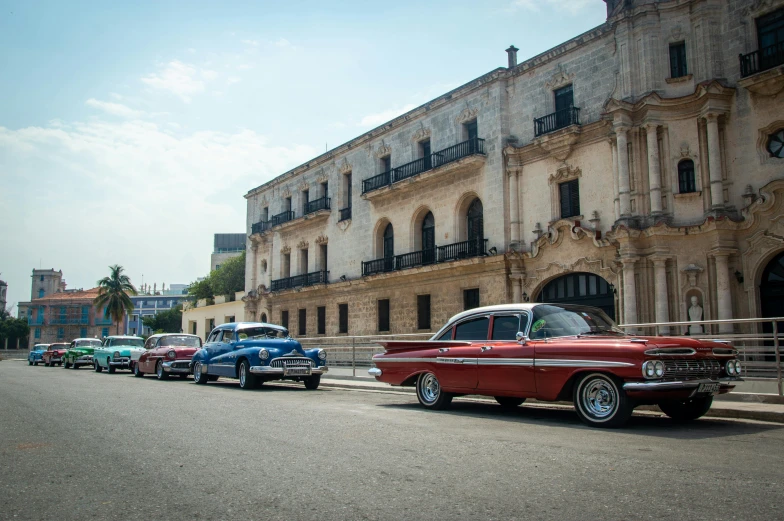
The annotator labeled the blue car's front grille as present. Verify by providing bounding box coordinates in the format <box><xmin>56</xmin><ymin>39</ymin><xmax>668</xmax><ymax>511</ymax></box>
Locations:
<box><xmin>269</xmin><ymin>357</ymin><xmax>313</xmax><ymax>369</ymax></box>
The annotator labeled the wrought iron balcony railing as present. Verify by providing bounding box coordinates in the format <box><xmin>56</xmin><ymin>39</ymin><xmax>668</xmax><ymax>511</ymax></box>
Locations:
<box><xmin>95</xmin><ymin>318</ymin><xmax>113</xmax><ymax>325</ymax></box>
<box><xmin>339</xmin><ymin>207</ymin><xmax>352</xmax><ymax>221</ymax></box>
<box><xmin>28</xmin><ymin>317</ymin><xmax>44</xmax><ymax>325</ymax></box>
<box><xmin>270</xmin><ymin>210</ymin><xmax>295</xmax><ymax>227</ymax></box>
<box><xmin>270</xmin><ymin>270</ymin><xmax>329</xmax><ymax>291</ymax></box>
<box><xmin>362</xmin><ymin>138</ymin><xmax>485</xmax><ymax>194</ymax></box>
<box><xmin>251</xmin><ymin>220</ymin><xmax>271</xmax><ymax>235</ymax></box>
<box><xmin>50</xmin><ymin>317</ymin><xmax>90</xmax><ymax>325</ymax></box>
<box><xmin>304</xmin><ymin>196</ymin><xmax>331</xmax><ymax>215</ymax></box>
<box><xmin>740</xmin><ymin>42</ymin><xmax>784</xmax><ymax>78</ymax></box>
<box><xmin>534</xmin><ymin>107</ymin><xmax>581</xmax><ymax>137</ymax></box>
<box><xmin>361</xmin><ymin>239</ymin><xmax>488</xmax><ymax>277</ymax></box>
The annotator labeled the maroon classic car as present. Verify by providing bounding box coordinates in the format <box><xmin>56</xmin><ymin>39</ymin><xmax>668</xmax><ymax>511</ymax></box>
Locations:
<box><xmin>133</xmin><ymin>333</ymin><xmax>202</xmax><ymax>380</ymax></box>
<box><xmin>369</xmin><ymin>303</ymin><xmax>743</xmax><ymax>428</ymax></box>
<box><xmin>42</xmin><ymin>343</ymin><xmax>70</xmax><ymax>367</ymax></box>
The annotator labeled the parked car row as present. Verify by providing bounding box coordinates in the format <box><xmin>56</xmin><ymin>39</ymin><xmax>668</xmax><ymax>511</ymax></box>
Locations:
<box><xmin>26</xmin><ymin>303</ymin><xmax>744</xmax><ymax>428</ymax></box>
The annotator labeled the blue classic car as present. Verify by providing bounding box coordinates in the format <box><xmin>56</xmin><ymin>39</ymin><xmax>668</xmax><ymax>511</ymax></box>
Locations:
<box><xmin>28</xmin><ymin>344</ymin><xmax>50</xmax><ymax>366</ymax></box>
<box><xmin>190</xmin><ymin>322</ymin><xmax>328</xmax><ymax>390</ymax></box>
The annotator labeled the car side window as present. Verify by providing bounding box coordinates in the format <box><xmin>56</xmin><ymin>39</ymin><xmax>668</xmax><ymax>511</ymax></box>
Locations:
<box><xmin>491</xmin><ymin>315</ymin><xmax>521</xmax><ymax>341</ymax></box>
<box><xmin>206</xmin><ymin>330</ymin><xmax>220</xmax><ymax>343</ymax></box>
<box><xmin>436</xmin><ymin>328</ymin><xmax>453</xmax><ymax>341</ymax></box>
<box><xmin>222</xmin><ymin>330</ymin><xmax>235</xmax><ymax>342</ymax></box>
<box><xmin>454</xmin><ymin>317</ymin><xmax>490</xmax><ymax>341</ymax></box>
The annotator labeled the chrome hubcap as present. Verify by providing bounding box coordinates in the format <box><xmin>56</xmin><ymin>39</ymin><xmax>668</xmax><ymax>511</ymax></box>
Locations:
<box><xmin>157</xmin><ymin>363</ymin><xmax>162</xmax><ymax>378</ymax></box>
<box><xmin>194</xmin><ymin>363</ymin><xmax>201</xmax><ymax>380</ymax></box>
<box><xmin>420</xmin><ymin>373</ymin><xmax>440</xmax><ymax>403</ymax></box>
<box><xmin>239</xmin><ymin>364</ymin><xmax>246</xmax><ymax>386</ymax></box>
<box><xmin>581</xmin><ymin>378</ymin><xmax>617</xmax><ymax>418</ymax></box>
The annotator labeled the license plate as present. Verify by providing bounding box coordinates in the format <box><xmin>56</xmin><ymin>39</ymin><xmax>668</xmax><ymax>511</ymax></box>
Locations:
<box><xmin>284</xmin><ymin>366</ymin><xmax>311</xmax><ymax>376</ymax></box>
<box><xmin>696</xmin><ymin>382</ymin><xmax>721</xmax><ymax>395</ymax></box>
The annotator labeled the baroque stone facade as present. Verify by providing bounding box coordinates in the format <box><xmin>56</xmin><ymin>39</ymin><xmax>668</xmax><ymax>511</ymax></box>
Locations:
<box><xmin>244</xmin><ymin>0</ymin><xmax>784</xmax><ymax>337</ymax></box>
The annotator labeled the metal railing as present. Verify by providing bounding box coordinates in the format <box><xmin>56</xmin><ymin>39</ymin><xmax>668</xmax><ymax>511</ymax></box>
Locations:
<box><xmin>740</xmin><ymin>42</ymin><xmax>784</xmax><ymax>78</ymax></box>
<box><xmin>395</xmin><ymin>249</ymin><xmax>437</xmax><ymax>270</ymax></box>
<box><xmin>361</xmin><ymin>239</ymin><xmax>488</xmax><ymax>277</ymax></box>
<box><xmin>618</xmin><ymin>316</ymin><xmax>783</xmax><ymax>395</ymax></box>
<box><xmin>270</xmin><ymin>270</ymin><xmax>329</xmax><ymax>291</ymax></box>
<box><xmin>304</xmin><ymin>196</ymin><xmax>330</xmax><ymax>215</ymax></box>
<box><xmin>361</xmin><ymin>138</ymin><xmax>485</xmax><ymax>194</ymax></box>
<box><xmin>49</xmin><ymin>317</ymin><xmax>89</xmax><ymax>325</ymax></box>
<box><xmin>95</xmin><ymin>318</ymin><xmax>113</xmax><ymax>325</ymax></box>
<box><xmin>437</xmin><ymin>239</ymin><xmax>487</xmax><ymax>262</ymax></box>
<box><xmin>270</xmin><ymin>210</ymin><xmax>295</xmax><ymax>227</ymax></box>
<box><xmin>338</xmin><ymin>207</ymin><xmax>352</xmax><ymax>221</ymax></box>
<box><xmin>361</xmin><ymin>257</ymin><xmax>395</xmax><ymax>276</ymax></box>
<box><xmin>534</xmin><ymin>107</ymin><xmax>581</xmax><ymax>137</ymax></box>
<box><xmin>251</xmin><ymin>220</ymin><xmax>270</xmax><ymax>235</ymax></box>
<box><xmin>28</xmin><ymin>317</ymin><xmax>44</xmax><ymax>325</ymax></box>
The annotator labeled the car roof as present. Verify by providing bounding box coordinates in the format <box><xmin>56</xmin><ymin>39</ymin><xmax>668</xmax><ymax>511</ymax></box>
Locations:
<box><xmin>219</xmin><ymin>322</ymin><xmax>287</xmax><ymax>331</ymax></box>
<box><xmin>148</xmin><ymin>333</ymin><xmax>200</xmax><ymax>339</ymax></box>
<box><xmin>106</xmin><ymin>335</ymin><xmax>143</xmax><ymax>339</ymax></box>
<box><xmin>73</xmin><ymin>338</ymin><xmax>101</xmax><ymax>341</ymax></box>
<box><xmin>445</xmin><ymin>304</ymin><xmax>539</xmax><ymax>325</ymax></box>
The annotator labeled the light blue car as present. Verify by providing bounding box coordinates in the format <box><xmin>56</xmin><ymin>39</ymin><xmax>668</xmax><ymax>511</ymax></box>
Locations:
<box><xmin>93</xmin><ymin>336</ymin><xmax>145</xmax><ymax>373</ymax></box>
<box><xmin>28</xmin><ymin>344</ymin><xmax>50</xmax><ymax>366</ymax></box>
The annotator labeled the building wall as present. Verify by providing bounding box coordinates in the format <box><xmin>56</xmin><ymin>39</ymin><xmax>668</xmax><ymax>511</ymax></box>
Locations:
<box><xmin>126</xmin><ymin>295</ymin><xmax>188</xmax><ymax>336</ymax></box>
<box><xmin>210</xmin><ymin>251</ymin><xmax>243</xmax><ymax>272</ymax></box>
<box><xmin>181</xmin><ymin>293</ymin><xmax>246</xmax><ymax>341</ymax></box>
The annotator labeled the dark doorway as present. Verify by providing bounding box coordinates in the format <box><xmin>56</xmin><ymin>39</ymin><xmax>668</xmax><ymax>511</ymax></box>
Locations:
<box><xmin>761</xmin><ymin>252</ymin><xmax>784</xmax><ymax>361</ymax></box>
<box><xmin>467</xmin><ymin>198</ymin><xmax>484</xmax><ymax>255</ymax></box>
<box><xmin>383</xmin><ymin>223</ymin><xmax>394</xmax><ymax>271</ymax></box>
<box><xmin>422</xmin><ymin>212</ymin><xmax>435</xmax><ymax>264</ymax></box>
<box><xmin>536</xmin><ymin>272</ymin><xmax>616</xmax><ymax>320</ymax></box>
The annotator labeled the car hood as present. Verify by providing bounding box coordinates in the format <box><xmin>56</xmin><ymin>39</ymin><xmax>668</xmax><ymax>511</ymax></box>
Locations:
<box><xmin>161</xmin><ymin>347</ymin><xmax>200</xmax><ymax>358</ymax></box>
<box><xmin>238</xmin><ymin>338</ymin><xmax>306</xmax><ymax>355</ymax></box>
<box><xmin>69</xmin><ymin>347</ymin><xmax>96</xmax><ymax>355</ymax></box>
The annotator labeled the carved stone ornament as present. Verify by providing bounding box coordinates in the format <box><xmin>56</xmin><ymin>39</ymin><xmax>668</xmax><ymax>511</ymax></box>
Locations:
<box><xmin>455</xmin><ymin>107</ymin><xmax>478</xmax><ymax>125</ymax></box>
<box><xmin>681</xmin><ymin>263</ymin><xmax>704</xmax><ymax>288</ymax></box>
<box><xmin>670</xmin><ymin>25</ymin><xmax>683</xmax><ymax>42</ymax></box>
<box><xmin>548</xmin><ymin>164</ymin><xmax>581</xmax><ymax>186</ymax></box>
<box><xmin>259</xmin><ymin>195</ymin><xmax>268</xmax><ymax>206</ymax></box>
<box><xmin>315</xmin><ymin>235</ymin><xmax>328</xmax><ymax>245</ymax></box>
<box><xmin>412</xmin><ymin>127</ymin><xmax>431</xmax><ymax>142</ymax></box>
<box><xmin>339</xmin><ymin>160</ymin><xmax>352</xmax><ymax>174</ymax></box>
<box><xmin>297</xmin><ymin>239</ymin><xmax>309</xmax><ymax>250</ymax></box>
<box><xmin>260</xmin><ymin>259</ymin><xmax>267</xmax><ymax>273</ymax></box>
<box><xmin>316</xmin><ymin>171</ymin><xmax>329</xmax><ymax>184</ymax></box>
<box><xmin>298</xmin><ymin>180</ymin><xmax>309</xmax><ymax>192</ymax></box>
<box><xmin>680</xmin><ymin>143</ymin><xmax>691</xmax><ymax>157</ymax></box>
<box><xmin>281</xmin><ymin>245</ymin><xmax>291</xmax><ymax>255</ymax></box>
<box><xmin>545</xmin><ymin>65</ymin><xmax>575</xmax><ymax>91</ymax></box>
<box><xmin>375</xmin><ymin>143</ymin><xmax>391</xmax><ymax>159</ymax></box>
<box><xmin>281</xmin><ymin>186</ymin><xmax>292</xmax><ymax>198</ymax></box>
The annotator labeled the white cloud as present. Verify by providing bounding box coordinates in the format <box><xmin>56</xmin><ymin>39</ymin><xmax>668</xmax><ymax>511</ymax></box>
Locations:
<box><xmin>237</xmin><ymin>63</ymin><xmax>254</xmax><ymax>70</ymax></box>
<box><xmin>85</xmin><ymin>98</ymin><xmax>144</xmax><ymax>119</ymax></box>
<box><xmin>273</xmin><ymin>38</ymin><xmax>291</xmax><ymax>48</ymax></box>
<box><xmin>358</xmin><ymin>104</ymin><xmax>417</xmax><ymax>128</ymax></box>
<box><xmin>242</xmin><ymin>39</ymin><xmax>260</xmax><ymax>47</ymax></box>
<box><xmin>227</xmin><ymin>76</ymin><xmax>242</xmax><ymax>86</ymax></box>
<box><xmin>510</xmin><ymin>0</ymin><xmax>593</xmax><ymax>15</ymax></box>
<box><xmin>141</xmin><ymin>60</ymin><xmax>216</xmax><ymax>103</ymax></box>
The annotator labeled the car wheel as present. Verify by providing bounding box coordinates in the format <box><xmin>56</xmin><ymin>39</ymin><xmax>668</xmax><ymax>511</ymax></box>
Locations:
<box><xmin>238</xmin><ymin>360</ymin><xmax>258</xmax><ymax>390</ymax></box>
<box><xmin>415</xmin><ymin>372</ymin><xmax>453</xmax><ymax>410</ymax></box>
<box><xmin>34</xmin><ymin>361</ymin><xmax>39</xmax><ymax>366</ymax></box>
<box><xmin>72</xmin><ymin>364</ymin><xmax>79</xmax><ymax>370</ymax></box>
<box><xmin>495</xmin><ymin>397</ymin><xmax>525</xmax><ymax>408</ymax></box>
<box><xmin>107</xmin><ymin>359</ymin><xmax>116</xmax><ymax>374</ymax></box>
<box><xmin>28</xmin><ymin>360</ymin><xmax>32</xmax><ymax>366</ymax></box>
<box><xmin>63</xmin><ymin>360</ymin><xmax>71</xmax><ymax>369</ymax></box>
<box><xmin>658</xmin><ymin>396</ymin><xmax>713</xmax><ymax>422</ymax></box>
<box><xmin>133</xmin><ymin>363</ymin><xmax>144</xmax><ymax>378</ymax></box>
<box><xmin>303</xmin><ymin>375</ymin><xmax>321</xmax><ymax>390</ymax></box>
<box><xmin>573</xmin><ymin>373</ymin><xmax>633</xmax><ymax>428</ymax></box>
<box><xmin>192</xmin><ymin>362</ymin><xmax>209</xmax><ymax>385</ymax></box>
<box><xmin>156</xmin><ymin>360</ymin><xmax>169</xmax><ymax>380</ymax></box>
<box><xmin>94</xmin><ymin>360</ymin><xmax>102</xmax><ymax>373</ymax></box>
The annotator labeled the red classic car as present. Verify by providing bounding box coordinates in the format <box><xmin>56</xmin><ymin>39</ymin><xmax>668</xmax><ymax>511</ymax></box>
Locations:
<box><xmin>369</xmin><ymin>303</ymin><xmax>743</xmax><ymax>428</ymax></box>
<box><xmin>42</xmin><ymin>343</ymin><xmax>70</xmax><ymax>367</ymax></box>
<box><xmin>133</xmin><ymin>333</ymin><xmax>202</xmax><ymax>380</ymax></box>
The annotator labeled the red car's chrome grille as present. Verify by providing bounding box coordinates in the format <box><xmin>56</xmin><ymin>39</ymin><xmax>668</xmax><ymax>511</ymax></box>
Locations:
<box><xmin>663</xmin><ymin>359</ymin><xmax>721</xmax><ymax>380</ymax></box>
<box><xmin>269</xmin><ymin>357</ymin><xmax>313</xmax><ymax>369</ymax></box>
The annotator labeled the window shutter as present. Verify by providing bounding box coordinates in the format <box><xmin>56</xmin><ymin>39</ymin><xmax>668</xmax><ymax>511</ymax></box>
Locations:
<box><xmin>571</xmin><ymin>180</ymin><xmax>580</xmax><ymax>217</ymax></box>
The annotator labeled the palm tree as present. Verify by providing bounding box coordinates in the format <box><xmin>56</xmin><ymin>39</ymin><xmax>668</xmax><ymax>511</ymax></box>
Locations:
<box><xmin>94</xmin><ymin>265</ymin><xmax>138</xmax><ymax>335</ymax></box>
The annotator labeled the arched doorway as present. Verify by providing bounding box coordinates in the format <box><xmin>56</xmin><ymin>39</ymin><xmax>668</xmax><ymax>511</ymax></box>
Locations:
<box><xmin>761</xmin><ymin>252</ymin><xmax>784</xmax><ymax>358</ymax></box>
<box><xmin>383</xmin><ymin>223</ymin><xmax>394</xmax><ymax>271</ymax></box>
<box><xmin>260</xmin><ymin>313</ymin><xmax>268</xmax><ymax>323</ymax></box>
<box><xmin>536</xmin><ymin>272</ymin><xmax>615</xmax><ymax>319</ymax></box>
<box><xmin>422</xmin><ymin>211</ymin><xmax>435</xmax><ymax>264</ymax></box>
<box><xmin>467</xmin><ymin>198</ymin><xmax>484</xmax><ymax>255</ymax></box>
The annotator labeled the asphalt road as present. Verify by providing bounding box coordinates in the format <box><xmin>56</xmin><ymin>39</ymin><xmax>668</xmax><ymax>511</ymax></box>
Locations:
<box><xmin>2</xmin><ymin>361</ymin><xmax>783</xmax><ymax>521</ymax></box>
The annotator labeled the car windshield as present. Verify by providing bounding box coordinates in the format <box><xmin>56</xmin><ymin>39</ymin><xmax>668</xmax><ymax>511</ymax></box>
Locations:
<box><xmin>159</xmin><ymin>335</ymin><xmax>202</xmax><ymax>348</ymax></box>
<box><xmin>530</xmin><ymin>305</ymin><xmax>623</xmax><ymax>339</ymax></box>
<box><xmin>111</xmin><ymin>338</ymin><xmax>144</xmax><ymax>347</ymax></box>
<box><xmin>236</xmin><ymin>326</ymin><xmax>289</xmax><ymax>340</ymax></box>
<box><xmin>50</xmin><ymin>344</ymin><xmax>69</xmax><ymax>350</ymax></box>
<box><xmin>75</xmin><ymin>340</ymin><xmax>101</xmax><ymax>348</ymax></box>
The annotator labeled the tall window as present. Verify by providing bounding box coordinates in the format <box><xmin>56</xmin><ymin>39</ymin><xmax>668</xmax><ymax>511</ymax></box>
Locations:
<box><xmin>38</xmin><ymin>288</ymin><xmax>44</xmax><ymax>298</ymax></box>
<box><xmin>321</xmin><ymin>181</ymin><xmax>328</xmax><ymax>199</ymax></box>
<box><xmin>301</xmin><ymin>189</ymin><xmax>309</xmax><ymax>214</ymax></box>
<box><xmin>417</xmin><ymin>294</ymin><xmax>431</xmax><ymax>330</ymax></box>
<box><xmin>317</xmin><ymin>306</ymin><xmax>326</xmax><ymax>335</ymax></box>
<box><xmin>669</xmin><ymin>42</ymin><xmax>687</xmax><ymax>78</ymax></box>
<box><xmin>284</xmin><ymin>196</ymin><xmax>292</xmax><ymax>212</ymax></box>
<box><xmin>559</xmin><ymin>179</ymin><xmax>581</xmax><ymax>218</ymax></box>
<box><xmin>378</xmin><ymin>299</ymin><xmax>390</xmax><ymax>332</ymax></box>
<box><xmin>344</xmin><ymin>173</ymin><xmax>352</xmax><ymax>207</ymax></box>
<box><xmin>467</xmin><ymin>198</ymin><xmax>484</xmax><ymax>254</ymax></box>
<box><xmin>34</xmin><ymin>328</ymin><xmax>41</xmax><ymax>339</ymax></box>
<box><xmin>422</xmin><ymin>212</ymin><xmax>435</xmax><ymax>263</ymax></box>
<box><xmin>299</xmin><ymin>248</ymin><xmax>309</xmax><ymax>275</ymax></box>
<box><xmin>40</xmin><ymin>275</ymin><xmax>44</xmax><ymax>281</ymax></box>
<box><xmin>338</xmin><ymin>303</ymin><xmax>348</xmax><ymax>334</ymax></box>
<box><xmin>464</xmin><ymin>288</ymin><xmax>480</xmax><ymax>310</ymax></box>
<box><xmin>281</xmin><ymin>310</ymin><xmax>289</xmax><ymax>330</ymax></box>
<box><xmin>678</xmin><ymin>159</ymin><xmax>696</xmax><ymax>193</ymax></box>
<box><xmin>464</xmin><ymin>120</ymin><xmax>478</xmax><ymax>153</ymax></box>
<box><xmin>420</xmin><ymin>139</ymin><xmax>432</xmax><ymax>169</ymax></box>
<box><xmin>319</xmin><ymin>244</ymin><xmax>328</xmax><ymax>273</ymax></box>
<box><xmin>102</xmin><ymin>327</ymin><xmax>109</xmax><ymax>337</ymax></box>
<box><xmin>283</xmin><ymin>252</ymin><xmax>291</xmax><ymax>278</ymax></box>
<box><xmin>298</xmin><ymin>309</ymin><xmax>307</xmax><ymax>336</ymax></box>
<box><xmin>383</xmin><ymin>223</ymin><xmax>394</xmax><ymax>271</ymax></box>
<box><xmin>57</xmin><ymin>328</ymin><xmax>64</xmax><ymax>339</ymax></box>
<box><xmin>554</xmin><ymin>84</ymin><xmax>574</xmax><ymax>128</ymax></box>
<box><xmin>381</xmin><ymin>155</ymin><xmax>392</xmax><ymax>173</ymax></box>
<box><xmin>262</xmin><ymin>206</ymin><xmax>269</xmax><ymax>222</ymax></box>
<box><xmin>758</xmin><ymin>8</ymin><xmax>784</xmax><ymax>70</ymax></box>
<box><xmin>80</xmin><ymin>328</ymin><xmax>87</xmax><ymax>338</ymax></box>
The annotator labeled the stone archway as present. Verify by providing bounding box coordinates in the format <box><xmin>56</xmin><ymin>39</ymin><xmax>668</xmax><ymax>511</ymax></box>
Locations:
<box><xmin>535</xmin><ymin>271</ymin><xmax>616</xmax><ymax>318</ymax></box>
<box><xmin>760</xmin><ymin>251</ymin><xmax>784</xmax><ymax>359</ymax></box>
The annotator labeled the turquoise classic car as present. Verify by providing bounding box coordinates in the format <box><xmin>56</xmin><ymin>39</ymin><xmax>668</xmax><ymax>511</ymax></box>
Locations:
<box><xmin>93</xmin><ymin>336</ymin><xmax>145</xmax><ymax>373</ymax></box>
<box><xmin>28</xmin><ymin>344</ymin><xmax>50</xmax><ymax>366</ymax></box>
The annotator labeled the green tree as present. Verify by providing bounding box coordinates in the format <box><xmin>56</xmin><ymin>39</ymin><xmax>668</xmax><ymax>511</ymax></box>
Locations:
<box><xmin>142</xmin><ymin>304</ymin><xmax>183</xmax><ymax>333</ymax></box>
<box><xmin>0</xmin><ymin>312</ymin><xmax>29</xmax><ymax>349</ymax></box>
<box><xmin>94</xmin><ymin>265</ymin><xmax>138</xmax><ymax>335</ymax></box>
<box><xmin>187</xmin><ymin>278</ymin><xmax>214</xmax><ymax>304</ymax></box>
<box><xmin>211</xmin><ymin>251</ymin><xmax>246</xmax><ymax>297</ymax></box>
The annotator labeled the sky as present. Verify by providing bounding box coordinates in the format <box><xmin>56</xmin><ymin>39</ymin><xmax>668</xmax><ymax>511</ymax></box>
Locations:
<box><xmin>0</xmin><ymin>0</ymin><xmax>606</xmax><ymax>314</ymax></box>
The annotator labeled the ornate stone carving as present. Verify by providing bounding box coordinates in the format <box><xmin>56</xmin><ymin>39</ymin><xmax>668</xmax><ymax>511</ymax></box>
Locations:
<box><xmin>316</xmin><ymin>172</ymin><xmax>329</xmax><ymax>184</ymax></box>
<box><xmin>280</xmin><ymin>245</ymin><xmax>291</xmax><ymax>255</ymax></box>
<box><xmin>339</xmin><ymin>160</ymin><xmax>352</xmax><ymax>174</ymax></box>
<box><xmin>545</xmin><ymin>65</ymin><xmax>574</xmax><ymax>91</ymax></box>
<box><xmin>297</xmin><ymin>239</ymin><xmax>309</xmax><ymax>250</ymax></box>
<box><xmin>375</xmin><ymin>143</ymin><xmax>391</xmax><ymax>158</ymax></box>
<box><xmin>681</xmin><ymin>263</ymin><xmax>704</xmax><ymax>288</ymax></box>
<box><xmin>412</xmin><ymin>127</ymin><xmax>431</xmax><ymax>142</ymax></box>
<box><xmin>756</xmin><ymin>120</ymin><xmax>784</xmax><ymax>164</ymax></box>
<box><xmin>281</xmin><ymin>186</ymin><xmax>292</xmax><ymax>198</ymax></box>
<box><xmin>534</xmin><ymin>128</ymin><xmax>581</xmax><ymax>161</ymax></box>
<box><xmin>298</xmin><ymin>180</ymin><xmax>309</xmax><ymax>192</ymax></box>
<box><xmin>315</xmin><ymin>235</ymin><xmax>328</xmax><ymax>245</ymax></box>
<box><xmin>455</xmin><ymin>107</ymin><xmax>478</xmax><ymax>125</ymax></box>
<box><xmin>548</xmin><ymin>164</ymin><xmax>581</xmax><ymax>185</ymax></box>
<box><xmin>679</xmin><ymin>143</ymin><xmax>691</xmax><ymax>157</ymax></box>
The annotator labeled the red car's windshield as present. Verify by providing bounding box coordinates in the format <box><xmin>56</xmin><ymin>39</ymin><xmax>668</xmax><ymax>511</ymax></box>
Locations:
<box><xmin>530</xmin><ymin>305</ymin><xmax>623</xmax><ymax>339</ymax></box>
<box><xmin>159</xmin><ymin>335</ymin><xmax>202</xmax><ymax>348</ymax></box>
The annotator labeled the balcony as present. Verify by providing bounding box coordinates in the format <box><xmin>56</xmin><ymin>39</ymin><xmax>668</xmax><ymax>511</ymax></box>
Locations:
<box><xmin>339</xmin><ymin>207</ymin><xmax>352</xmax><ymax>222</ymax></box>
<box><xmin>95</xmin><ymin>317</ymin><xmax>113</xmax><ymax>326</ymax></box>
<box><xmin>271</xmin><ymin>210</ymin><xmax>295</xmax><ymax>227</ymax></box>
<box><xmin>28</xmin><ymin>317</ymin><xmax>44</xmax><ymax>325</ymax></box>
<box><xmin>740</xmin><ymin>42</ymin><xmax>784</xmax><ymax>78</ymax></box>
<box><xmin>361</xmin><ymin>239</ymin><xmax>488</xmax><ymax>277</ymax></box>
<box><xmin>304</xmin><ymin>196</ymin><xmax>331</xmax><ymax>215</ymax></box>
<box><xmin>251</xmin><ymin>220</ymin><xmax>271</xmax><ymax>235</ymax></box>
<box><xmin>270</xmin><ymin>270</ymin><xmax>329</xmax><ymax>292</ymax></box>
<box><xmin>361</xmin><ymin>138</ymin><xmax>485</xmax><ymax>195</ymax></box>
<box><xmin>534</xmin><ymin>107</ymin><xmax>581</xmax><ymax>137</ymax></box>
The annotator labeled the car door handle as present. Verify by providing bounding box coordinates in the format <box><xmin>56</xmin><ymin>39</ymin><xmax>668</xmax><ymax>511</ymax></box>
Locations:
<box><xmin>480</xmin><ymin>346</ymin><xmax>492</xmax><ymax>352</ymax></box>
<box><xmin>439</xmin><ymin>348</ymin><xmax>450</xmax><ymax>353</ymax></box>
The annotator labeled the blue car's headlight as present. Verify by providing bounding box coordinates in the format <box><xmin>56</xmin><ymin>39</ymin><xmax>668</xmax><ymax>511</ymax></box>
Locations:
<box><xmin>259</xmin><ymin>348</ymin><xmax>269</xmax><ymax>361</ymax></box>
<box><xmin>317</xmin><ymin>349</ymin><xmax>327</xmax><ymax>361</ymax></box>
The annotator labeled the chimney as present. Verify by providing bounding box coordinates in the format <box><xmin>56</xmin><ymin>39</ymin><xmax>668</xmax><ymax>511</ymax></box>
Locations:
<box><xmin>506</xmin><ymin>45</ymin><xmax>519</xmax><ymax>68</ymax></box>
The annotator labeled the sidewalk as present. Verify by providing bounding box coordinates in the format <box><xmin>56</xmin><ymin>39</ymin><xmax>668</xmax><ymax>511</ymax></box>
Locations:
<box><xmin>322</xmin><ymin>367</ymin><xmax>784</xmax><ymax>424</ymax></box>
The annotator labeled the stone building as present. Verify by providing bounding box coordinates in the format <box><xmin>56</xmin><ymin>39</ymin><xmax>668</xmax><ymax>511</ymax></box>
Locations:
<box><xmin>17</xmin><ymin>269</ymin><xmax>66</xmax><ymax>320</ymax></box>
<box><xmin>243</xmin><ymin>0</ymin><xmax>784</xmax><ymax>337</ymax></box>
<box><xmin>27</xmin><ymin>288</ymin><xmax>116</xmax><ymax>348</ymax></box>
<box><xmin>210</xmin><ymin>233</ymin><xmax>246</xmax><ymax>272</ymax></box>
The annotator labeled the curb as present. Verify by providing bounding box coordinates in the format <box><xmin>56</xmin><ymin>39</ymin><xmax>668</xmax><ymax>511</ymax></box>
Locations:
<box><xmin>320</xmin><ymin>378</ymin><xmax>784</xmax><ymax>424</ymax></box>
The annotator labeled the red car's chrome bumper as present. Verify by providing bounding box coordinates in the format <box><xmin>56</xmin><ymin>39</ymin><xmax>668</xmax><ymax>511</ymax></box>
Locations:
<box><xmin>623</xmin><ymin>378</ymin><xmax>741</xmax><ymax>394</ymax></box>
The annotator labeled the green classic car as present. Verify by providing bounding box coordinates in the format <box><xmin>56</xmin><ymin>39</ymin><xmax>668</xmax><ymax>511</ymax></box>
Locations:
<box><xmin>93</xmin><ymin>335</ymin><xmax>145</xmax><ymax>373</ymax></box>
<box><xmin>63</xmin><ymin>338</ymin><xmax>103</xmax><ymax>369</ymax></box>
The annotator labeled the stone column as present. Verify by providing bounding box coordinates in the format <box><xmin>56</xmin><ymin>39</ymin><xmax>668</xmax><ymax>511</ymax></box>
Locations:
<box><xmin>251</xmin><ymin>242</ymin><xmax>258</xmax><ymax>291</ymax></box>
<box><xmin>621</xmin><ymin>258</ymin><xmax>638</xmax><ymax>333</ymax></box>
<box><xmin>509</xmin><ymin>274</ymin><xmax>522</xmax><ymax>303</ymax></box>
<box><xmin>509</xmin><ymin>168</ymin><xmax>521</xmax><ymax>246</ymax></box>
<box><xmin>616</xmin><ymin>126</ymin><xmax>632</xmax><ymax>217</ymax></box>
<box><xmin>705</xmin><ymin>113</ymin><xmax>724</xmax><ymax>208</ymax></box>
<box><xmin>713</xmin><ymin>252</ymin><xmax>734</xmax><ymax>334</ymax></box>
<box><xmin>645</xmin><ymin>123</ymin><xmax>662</xmax><ymax>214</ymax></box>
<box><xmin>610</xmin><ymin>137</ymin><xmax>620</xmax><ymax>220</ymax></box>
<box><xmin>651</xmin><ymin>257</ymin><xmax>670</xmax><ymax>335</ymax></box>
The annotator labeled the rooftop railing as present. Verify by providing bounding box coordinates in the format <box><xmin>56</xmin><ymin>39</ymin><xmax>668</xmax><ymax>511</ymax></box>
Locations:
<box><xmin>361</xmin><ymin>138</ymin><xmax>485</xmax><ymax>194</ymax></box>
<box><xmin>534</xmin><ymin>107</ymin><xmax>581</xmax><ymax>137</ymax></box>
<box><xmin>740</xmin><ymin>42</ymin><xmax>784</xmax><ymax>78</ymax></box>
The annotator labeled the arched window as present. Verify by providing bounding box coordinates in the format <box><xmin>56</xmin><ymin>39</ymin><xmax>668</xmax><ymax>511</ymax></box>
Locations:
<box><xmin>422</xmin><ymin>212</ymin><xmax>435</xmax><ymax>263</ymax></box>
<box><xmin>467</xmin><ymin>198</ymin><xmax>484</xmax><ymax>255</ymax></box>
<box><xmin>260</xmin><ymin>313</ymin><xmax>268</xmax><ymax>323</ymax></box>
<box><xmin>678</xmin><ymin>159</ymin><xmax>696</xmax><ymax>194</ymax></box>
<box><xmin>383</xmin><ymin>223</ymin><xmax>394</xmax><ymax>270</ymax></box>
